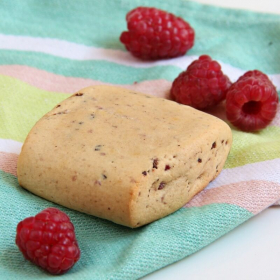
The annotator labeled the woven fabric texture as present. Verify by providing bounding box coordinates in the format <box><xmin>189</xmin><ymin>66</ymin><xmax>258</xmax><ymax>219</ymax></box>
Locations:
<box><xmin>0</xmin><ymin>1</ymin><xmax>280</xmax><ymax>279</ymax></box>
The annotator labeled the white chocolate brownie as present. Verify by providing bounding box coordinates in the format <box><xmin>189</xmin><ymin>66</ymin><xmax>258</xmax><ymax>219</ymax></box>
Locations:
<box><xmin>17</xmin><ymin>85</ymin><xmax>232</xmax><ymax>228</ymax></box>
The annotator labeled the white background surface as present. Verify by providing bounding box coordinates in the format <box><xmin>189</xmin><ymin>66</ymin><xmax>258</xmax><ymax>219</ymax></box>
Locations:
<box><xmin>143</xmin><ymin>207</ymin><xmax>280</xmax><ymax>280</ymax></box>
<box><xmin>143</xmin><ymin>1</ymin><xmax>280</xmax><ymax>279</ymax></box>
<box><xmin>194</xmin><ymin>0</ymin><xmax>280</xmax><ymax>14</ymax></box>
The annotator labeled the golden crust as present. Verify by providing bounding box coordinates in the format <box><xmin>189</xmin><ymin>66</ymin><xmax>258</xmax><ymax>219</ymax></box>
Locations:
<box><xmin>17</xmin><ymin>85</ymin><xmax>232</xmax><ymax>227</ymax></box>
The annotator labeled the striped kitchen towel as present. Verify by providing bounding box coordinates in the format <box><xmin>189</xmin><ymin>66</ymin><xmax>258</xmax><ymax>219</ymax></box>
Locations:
<box><xmin>0</xmin><ymin>0</ymin><xmax>280</xmax><ymax>279</ymax></box>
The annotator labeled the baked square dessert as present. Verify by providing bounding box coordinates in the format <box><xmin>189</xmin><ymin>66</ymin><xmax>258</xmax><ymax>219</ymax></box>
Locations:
<box><xmin>17</xmin><ymin>85</ymin><xmax>232</xmax><ymax>227</ymax></box>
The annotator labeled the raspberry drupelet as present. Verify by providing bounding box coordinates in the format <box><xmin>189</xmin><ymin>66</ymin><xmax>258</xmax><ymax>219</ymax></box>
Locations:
<box><xmin>120</xmin><ymin>7</ymin><xmax>195</xmax><ymax>60</ymax></box>
<box><xmin>171</xmin><ymin>55</ymin><xmax>232</xmax><ymax>110</ymax></box>
<box><xmin>15</xmin><ymin>207</ymin><xmax>80</xmax><ymax>275</ymax></box>
<box><xmin>226</xmin><ymin>70</ymin><xmax>278</xmax><ymax>132</ymax></box>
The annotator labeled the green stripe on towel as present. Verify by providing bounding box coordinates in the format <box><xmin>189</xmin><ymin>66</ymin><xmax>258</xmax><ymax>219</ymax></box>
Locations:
<box><xmin>0</xmin><ymin>170</ymin><xmax>253</xmax><ymax>280</ymax></box>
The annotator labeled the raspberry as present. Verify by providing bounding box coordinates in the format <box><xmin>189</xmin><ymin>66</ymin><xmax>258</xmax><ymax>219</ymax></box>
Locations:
<box><xmin>226</xmin><ymin>70</ymin><xmax>279</xmax><ymax>131</ymax></box>
<box><xmin>15</xmin><ymin>208</ymin><xmax>80</xmax><ymax>275</ymax></box>
<box><xmin>170</xmin><ymin>55</ymin><xmax>232</xmax><ymax>109</ymax></box>
<box><xmin>120</xmin><ymin>7</ymin><xmax>195</xmax><ymax>60</ymax></box>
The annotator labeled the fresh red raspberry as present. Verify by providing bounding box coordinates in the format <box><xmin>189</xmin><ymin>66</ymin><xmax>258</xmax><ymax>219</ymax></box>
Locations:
<box><xmin>170</xmin><ymin>55</ymin><xmax>232</xmax><ymax>109</ymax></box>
<box><xmin>15</xmin><ymin>208</ymin><xmax>80</xmax><ymax>275</ymax></box>
<box><xmin>226</xmin><ymin>70</ymin><xmax>279</xmax><ymax>131</ymax></box>
<box><xmin>120</xmin><ymin>7</ymin><xmax>195</xmax><ymax>60</ymax></box>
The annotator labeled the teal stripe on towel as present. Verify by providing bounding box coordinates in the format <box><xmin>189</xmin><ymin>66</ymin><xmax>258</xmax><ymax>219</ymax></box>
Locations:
<box><xmin>0</xmin><ymin>50</ymin><xmax>181</xmax><ymax>83</ymax></box>
<box><xmin>0</xmin><ymin>0</ymin><xmax>280</xmax><ymax>72</ymax></box>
